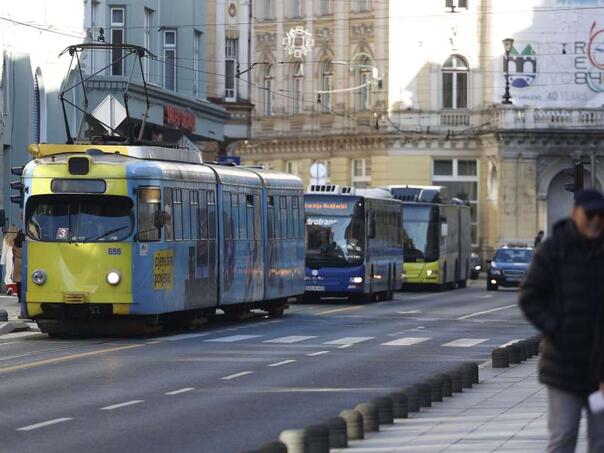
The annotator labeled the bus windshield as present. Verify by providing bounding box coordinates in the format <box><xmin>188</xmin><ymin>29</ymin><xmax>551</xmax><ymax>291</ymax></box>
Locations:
<box><xmin>402</xmin><ymin>205</ymin><xmax>439</xmax><ymax>262</ymax></box>
<box><xmin>26</xmin><ymin>195</ymin><xmax>134</xmax><ymax>242</ymax></box>
<box><xmin>305</xmin><ymin>215</ymin><xmax>364</xmax><ymax>266</ymax></box>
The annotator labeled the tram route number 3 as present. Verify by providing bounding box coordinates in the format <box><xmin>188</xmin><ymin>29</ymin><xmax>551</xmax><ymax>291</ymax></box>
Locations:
<box><xmin>154</xmin><ymin>250</ymin><xmax>174</xmax><ymax>290</ymax></box>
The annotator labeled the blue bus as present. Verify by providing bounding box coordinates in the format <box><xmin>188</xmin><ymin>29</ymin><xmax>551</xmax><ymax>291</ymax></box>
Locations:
<box><xmin>303</xmin><ymin>185</ymin><xmax>404</xmax><ymax>302</ymax></box>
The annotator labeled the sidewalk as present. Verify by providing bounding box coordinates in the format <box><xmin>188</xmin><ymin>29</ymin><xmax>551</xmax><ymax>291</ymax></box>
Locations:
<box><xmin>0</xmin><ymin>294</ymin><xmax>21</xmax><ymax>319</ymax></box>
<box><xmin>0</xmin><ymin>295</ymin><xmax>34</xmax><ymax>335</ymax></box>
<box><xmin>334</xmin><ymin>358</ymin><xmax>589</xmax><ymax>452</ymax></box>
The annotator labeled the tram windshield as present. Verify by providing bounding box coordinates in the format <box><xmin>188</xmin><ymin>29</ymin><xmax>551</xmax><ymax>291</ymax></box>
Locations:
<box><xmin>402</xmin><ymin>204</ymin><xmax>439</xmax><ymax>263</ymax></box>
<box><xmin>26</xmin><ymin>195</ymin><xmax>134</xmax><ymax>242</ymax></box>
<box><xmin>305</xmin><ymin>216</ymin><xmax>364</xmax><ymax>267</ymax></box>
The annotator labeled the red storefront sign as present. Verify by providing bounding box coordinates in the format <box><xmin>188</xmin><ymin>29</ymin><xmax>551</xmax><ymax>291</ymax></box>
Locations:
<box><xmin>163</xmin><ymin>105</ymin><xmax>195</xmax><ymax>133</ymax></box>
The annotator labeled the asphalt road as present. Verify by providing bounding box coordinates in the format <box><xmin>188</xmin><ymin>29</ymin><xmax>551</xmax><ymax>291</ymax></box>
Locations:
<box><xmin>0</xmin><ymin>281</ymin><xmax>535</xmax><ymax>453</ymax></box>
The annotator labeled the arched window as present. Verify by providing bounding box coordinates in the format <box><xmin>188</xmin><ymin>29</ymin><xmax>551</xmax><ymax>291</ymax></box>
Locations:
<box><xmin>33</xmin><ymin>68</ymin><xmax>47</xmax><ymax>143</ymax></box>
<box><xmin>442</xmin><ymin>55</ymin><xmax>468</xmax><ymax>109</ymax></box>
<box><xmin>263</xmin><ymin>64</ymin><xmax>274</xmax><ymax>116</ymax></box>
<box><xmin>292</xmin><ymin>62</ymin><xmax>304</xmax><ymax>114</ymax></box>
<box><xmin>355</xmin><ymin>55</ymin><xmax>373</xmax><ymax>111</ymax></box>
<box><xmin>320</xmin><ymin>60</ymin><xmax>333</xmax><ymax>112</ymax></box>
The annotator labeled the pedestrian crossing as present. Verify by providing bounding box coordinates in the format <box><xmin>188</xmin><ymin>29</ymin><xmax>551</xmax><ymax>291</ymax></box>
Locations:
<box><xmin>156</xmin><ymin>332</ymin><xmax>492</xmax><ymax>349</ymax></box>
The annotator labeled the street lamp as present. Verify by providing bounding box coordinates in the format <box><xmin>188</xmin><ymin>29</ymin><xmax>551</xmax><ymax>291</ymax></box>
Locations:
<box><xmin>502</xmin><ymin>38</ymin><xmax>514</xmax><ymax>105</ymax></box>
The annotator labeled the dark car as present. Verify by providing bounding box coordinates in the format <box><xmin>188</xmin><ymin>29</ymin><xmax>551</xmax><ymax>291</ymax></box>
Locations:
<box><xmin>487</xmin><ymin>247</ymin><xmax>534</xmax><ymax>291</ymax></box>
<box><xmin>470</xmin><ymin>253</ymin><xmax>482</xmax><ymax>280</ymax></box>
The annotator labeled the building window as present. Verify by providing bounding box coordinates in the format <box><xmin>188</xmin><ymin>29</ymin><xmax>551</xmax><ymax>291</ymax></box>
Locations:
<box><xmin>163</xmin><ymin>29</ymin><xmax>177</xmax><ymax>91</ymax></box>
<box><xmin>351</xmin><ymin>158</ymin><xmax>371</xmax><ymax>188</ymax></box>
<box><xmin>290</xmin><ymin>0</ymin><xmax>302</xmax><ymax>17</ymax></box>
<box><xmin>143</xmin><ymin>8</ymin><xmax>153</xmax><ymax>81</ymax></box>
<box><xmin>320</xmin><ymin>60</ymin><xmax>333</xmax><ymax>112</ymax></box>
<box><xmin>263</xmin><ymin>64</ymin><xmax>274</xmax><ymax>116</ymax></box>
<box><xmin>354</xmin><ymin>0</ymin><xmax>371</xmax><ymax>11</ymax></box>
<box><xmin>292</xmin><ymin>62</ymin><xmax>304</xmax><ymax>114</ymax></box>
<box><xmin>432</xmin><ymin>158</ymin><xmax>479</xmax><ymax>244</ymax></box>
<box><xmin>442</xmin><ymin>55</ymin><xmax>468</xmax><ymax>109</ymax></box>
<box><xmin>225</xmin><ymin>38</ymin><xmax>238</xmax><ymax>101</ymax></box>
<box><xmin>110</xmin><ymin>7</ymin><xmax>125</xmax><ymax>76</ymax></box>
<box><xmin>310</xmin><ymin>160</ymin><xmax>331</xmax><ymax>184</ymax></box>
<box><xmin>446</xmin><ymin>0</ymin><xmax>468</xmax><ymax>11</ymax></box>
<box><xmin>260</xmin><ymin>0</ymin><xmax>272</xmax><ymax>19</ymax></box>
<box><xmin>319</xmin><ymin>0</ymin><xmax>332</xmax><ymax>15</ymax></box>
<box><xmin>88</xmin><ymin>0</ymin><xmax>100</xmax><ymax>73</ymax></box>
<box><xmin>193</xmin><ymin>31</ymin><xmax>202</xmax><ymax>97</ymax></box>
<box><xmin>286</xmin><ymin>161</ymin><xmax>301</xmax><ymax>176</ymax></box>
<box><xmin>356</xmin><ymin>56</ymin><xmax>373</xmax><ymax>111</ymax></box>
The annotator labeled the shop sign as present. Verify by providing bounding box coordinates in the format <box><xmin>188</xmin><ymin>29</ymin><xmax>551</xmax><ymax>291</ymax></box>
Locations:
<box><xmin>164</xmin><ymin>105</ymin><xmax>195</xmax><ymax>132</ymax></box>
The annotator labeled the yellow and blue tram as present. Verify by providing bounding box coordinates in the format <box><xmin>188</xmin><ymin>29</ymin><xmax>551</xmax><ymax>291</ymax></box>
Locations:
<box><xmin>20</xmin><ymin>144</ymin><xmax>304</xmax><ymax>334</ymax></box>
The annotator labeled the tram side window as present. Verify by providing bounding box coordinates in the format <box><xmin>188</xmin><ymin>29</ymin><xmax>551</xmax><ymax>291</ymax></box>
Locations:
<box><xmin>253</xmin><ymin>194</ymin><xmax>261</xmax><ymax>240</ymax></box>
<box><xmin>239</xmin><ymin>193</ymin><xmax>247</xmax><ymax>240</ymax></box>
<box><xmin>280</xmin><ymin>196</ymin><xmax>287</xmax><ymax>238</ymax></box>
<box><xmin>199</xmin><ymin>190</ymin><xmax>208</xmax><ymax>239</ymax></box>
<box><xmin>173</xmin><ymin>189</ymin><xmax>183</xmax><ymax>241</ymax></box>
<box><xmin>223</xmin><ymin>192</ymin><xmax>232</xmax><ymax>239</ymax></box>
<box><xmin>246</xmin><ymin>194</ymin><xmax>254</xmax><ymax>241</ymax></box>
<box><xmin>267</xmin><ymin>195</ymin><xmax>275</xmax><ymax>239</ymax></box>
<box><xmin>190</xmin><ymin>190</ymin><xmax>199</xmax><ymax>240</ymax></box>
<box><xmin>208</xmin><ymin>191</ymin><xmax>216</xmax><ymax>239</ymax></box>
<box><xmin>182</xmin><ymin>190</ymin><xmax>191</xmax><ymax>240</ymax></box>
<box><xmin>137</xmin><ymin>187</ymin><xmax>161</xmax><ymax>242</ymax></box>
<box><xmin>231</xmin><ymin>192</ymin><xmax>239</xmax><ymax>240</ymax></box>
<box><xmin>164</xmin><ymin>188</ymin><xmax>174</xmax><ymax>241</ymax></box>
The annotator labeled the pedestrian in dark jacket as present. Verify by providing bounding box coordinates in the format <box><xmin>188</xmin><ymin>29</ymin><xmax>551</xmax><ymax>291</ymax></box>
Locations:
<box><xmin>534</xmin><ymin>230</ymin><xmax>544</xmax><ymax>248</ymax></box>
<box><xmin>520</xmin><ymin>189</ymin><xmax>604</xmax><ymax>453</ymax></box>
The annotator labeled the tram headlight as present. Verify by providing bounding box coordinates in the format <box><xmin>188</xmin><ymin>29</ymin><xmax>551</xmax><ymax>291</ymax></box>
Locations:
<box><xmin>106</xmin><ymin>271</ymin><xmax>121</xmax><ymax>286</ymax></box>
<box><xmin>350</xmin><ymin>276</ymin><xmax>363</xmax><ymax>284</ymax></box>
<box><xmin>31</xmin><ymin>269</ymin><xmax>47</xmax><ymax>285</ymax></box>
<box><xmin>426</xmin><ymin>269</ymin><xmax>438</xmax><ymax>277</ymax></box>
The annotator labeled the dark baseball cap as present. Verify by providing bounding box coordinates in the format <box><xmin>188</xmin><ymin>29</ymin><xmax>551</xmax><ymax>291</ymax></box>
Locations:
<box><xmin>574</xmin><ymin>189</ymin><xmax>604</xmax><ymax>211</ymax></box>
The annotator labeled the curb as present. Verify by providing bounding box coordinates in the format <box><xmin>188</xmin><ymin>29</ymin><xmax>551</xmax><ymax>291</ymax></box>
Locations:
<box><xmin>0</xmin><ymin>320</ymin><xmax>30</xmax><ymax>336</ymax></box>
<box><xmin>241</xmin><ymin>361</ymin><xmax>483</xmax><ymax>453</ymax></box>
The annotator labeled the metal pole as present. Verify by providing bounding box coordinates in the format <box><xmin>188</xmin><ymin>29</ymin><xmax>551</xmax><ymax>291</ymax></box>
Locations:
<box><xmin>502</xmin><ymin>52</ymin><xmax>512</xmax><ymax>105</ymax></box>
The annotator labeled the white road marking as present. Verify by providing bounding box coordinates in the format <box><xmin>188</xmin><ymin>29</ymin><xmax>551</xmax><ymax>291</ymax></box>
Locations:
<box><xmin>221</xmin><ymin>371</ymin><xmax>253</xmax><ymax>380</ymax></box>
<box><xmin>17</xmin><ymin>417</ymin><xmax>73</xmax><ymax>431</ymax></box>
<box><xmin>397</xmin><ymin>310</ymin><xmax>421</xmax><ymax>315</ymax></box>
<box><xmin>442</xmin><ymin>338</ymin><xmax>488</xmax><ymax>348</ymax></box>
<box><xmin>0</xmin><ymin>341</ymin><xmax>21</xmax><ymax>347</ymax></box>
<box><xmin>160</xmin><ymin>333</ymin><xmax>210</xmax><ymax>341</ymax></box>
<box><xmin>206</xmin><ymin>335</ymin><xmax>262</xmax><ymax>343</ymax></box>
<box><xmin>499</xmin><ymin>339</ymin><xmax>523</xmax><ymax>348</ymax></box>
<box><xmin>263</xmin><ymin>336</ymin><xmax>317</xmax><ymax>344</ymax></box>
<box><xmin>337</xmin><ymin>344</ymin><xmax>353</xmax><ymax>349</ymax></box>
<box><xmin>477</xmin><ymin>294</ymin><xmax>494</xmax><ymax>299</ymax></box>
<box><xmin>323</xmin><ymin>336</ymin><xmax>374</xmax><ymax>345</ymax></box>
<box><xmin>381</xmin><ymin>337</ymin><xmax>431</xmax><ymax>346</ymax></box>
<box><xmin>100</xmin><ymin>400</ymin><xmax>144</xmax><ymax>411</ymax></box>
<box><xmin>318</xmin><ymin>306</ymin><xmax>362</xmax><ymax>315</ymax></box>
<box><xmin>267</xmin><ymin>360</ymin><xmax>296</xmax><ymax>367</ymax></box>
<box><xmin>307</xmin><ymin>351</ymin><xmax>330</xmax><ymax>357</ymax></box>
<box><xmin>457</xmin><ymin>304</ymin><xmax>517</xmax><ymax>320</ymax></box>
<box><xmin>165</xmin><ymin>387</ymin><xmax>195</xmax><ymax>396</ymax></box>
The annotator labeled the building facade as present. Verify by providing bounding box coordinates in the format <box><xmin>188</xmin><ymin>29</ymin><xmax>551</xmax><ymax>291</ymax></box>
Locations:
<box><xmin>238</xmin><ymin>0</ymin><xmax>604</xmax><ymax>257</ymax></box>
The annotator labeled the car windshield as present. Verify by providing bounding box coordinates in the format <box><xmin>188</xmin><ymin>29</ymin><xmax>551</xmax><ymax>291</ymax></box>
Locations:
<box><xmin>305</xmin><ymin>215</ymin><xmax>364</xmax><ymax>266</ymax></box>
<box><xmin>26</xmin><ymin>195</ymin><xmax>134</xmax><ymax>242</ymax></box>
<box><xmin>402</xmin><ymin>205</ymin><xmax>439</xmax><ymax>262</ymax></box>
<box><xmin>494</xmin><ymin>249</ymin><xmax>534</xmax><ymax>264</ymax></box>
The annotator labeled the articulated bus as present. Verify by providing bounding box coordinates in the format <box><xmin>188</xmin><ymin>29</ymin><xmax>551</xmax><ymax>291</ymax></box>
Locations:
<box><xmin>304</xmin><ymin>185</ymin><xmax>404</xmax><ymax>302</ymax></box>
<box><xmin>388</xmin><ymin>186</ymin><xmax>471</xmax><ymax>289</ymax></box>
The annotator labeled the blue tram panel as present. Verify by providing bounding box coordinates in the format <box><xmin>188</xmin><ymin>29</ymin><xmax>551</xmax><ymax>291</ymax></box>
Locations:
<box><xmin>304</xmin><ymin>186</ymin><xmax>405</xmax><ymax>302</ymax></box>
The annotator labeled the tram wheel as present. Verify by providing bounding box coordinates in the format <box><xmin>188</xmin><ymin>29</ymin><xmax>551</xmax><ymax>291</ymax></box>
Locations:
<box><xmin>268</xmin><ymin>304</ymin><xmax>285</xmax><ymax>318</ymax></box>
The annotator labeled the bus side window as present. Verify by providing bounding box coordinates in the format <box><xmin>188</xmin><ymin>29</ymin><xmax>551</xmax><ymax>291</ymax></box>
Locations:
<box><xmin>208</xmin><ymin>190</ymin><xmax>216</xmax><ymax>239</ymax></box>
<box><xmin>137</xmin><ymin>187</ymin><xmax>161</xmax><ymax>242</ymax></box>
<box><xmin>164</xmin><ymin>188</ymin><xmax>174</xmax><ymax>241</ymax></box>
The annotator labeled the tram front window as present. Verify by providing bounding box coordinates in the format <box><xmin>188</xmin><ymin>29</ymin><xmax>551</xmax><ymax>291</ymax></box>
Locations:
<box><xmin>402</xmin><ymin>205</ymin><xmax>439</xmax><ymax>263</ymax></box>
<box><xmin>306</xmin><ymin>216</ymin><xmax>364</xmax><ymax>266</ymax></box>
<box><xmin>26</xmin><ymin>195</ymin><xmax>134</xmax><ymax>242</ymax></box>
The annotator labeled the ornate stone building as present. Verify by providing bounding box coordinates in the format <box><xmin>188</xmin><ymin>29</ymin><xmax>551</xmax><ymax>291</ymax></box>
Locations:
<box><xmin>238</xmin><ymin>0</ymin><xmax>604</xmax><ymax>257</ymax></box>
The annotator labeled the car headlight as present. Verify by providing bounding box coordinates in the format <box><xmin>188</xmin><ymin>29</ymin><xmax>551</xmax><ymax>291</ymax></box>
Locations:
<box><xmin>350</xmin><ymin>276</ymin><xmax>363</xmax><ymax>284</ymax></box>
<box><xmin>106</xmin><ymin>271</ymin><xmax>121</xmax><ymax>286</ymax></box>
<box><xmin>474</xmin><ymin>265</ymin><xmax>482</xmax><ymax>271</ymax></box>
<box><xmin>31</xmin><ymin>269</ymin><xmax>47</xmax><ymax>285</ymax></box>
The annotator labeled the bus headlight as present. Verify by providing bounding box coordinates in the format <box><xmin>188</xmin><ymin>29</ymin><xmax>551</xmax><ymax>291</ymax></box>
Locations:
<box><xmin>106</xmin><ymin>271</ymin><xmax>121</xmax><ymax>286</ymax></box>
<box><xmin>350</xmin><ymin>276</ymin><xmax>363</xmax><ymax>284</ymax></box>
<box><xmin>32</xmin><ymin>269</ymin><xmax>47</xmax><ymax>285</ymax></box>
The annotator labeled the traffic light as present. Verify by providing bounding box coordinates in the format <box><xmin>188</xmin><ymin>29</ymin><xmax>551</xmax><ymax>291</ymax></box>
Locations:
<box><xmin>564</xmin><ymin>161</ymin><xmax>584</xmax><ymax>195</ymax></box>
<box><xmin>10</xmin><ymin>166</ymin><xmax>25</xmax><ymax>207</ymax></box>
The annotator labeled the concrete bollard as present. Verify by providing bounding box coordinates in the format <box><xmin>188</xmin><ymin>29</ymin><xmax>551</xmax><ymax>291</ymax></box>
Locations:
<box><xmin>323</xmin><ymin>417</ymin><xmax>347</xmax><ymax>448</ymax></box>
<box><xmin>459</xmin><ymin>364</ymin><xmax>473</xmax><ymax>389</ymax></box>
<box><xmin>530</xmin><ymin>337</ymin><xmax>540</xmax><ymax>356</ymax></box>
<box><xmin>279</xmin><ymin>429</ymin><xmax>306</xmax><ymax>453</ymax></box>
<box><xmin>339</xmin><ymin>409</ymin><xmax>364</xmax><ymax>440</ymax></box>
<box><xmin>355</xmin><ymin>402</ymin><xmax>379</xmax><ymax>433</ymax></box>
<box><xmin>304</xmin><ymin>424</ymin><xmax>330</xmax><ymax>453</ymax></box>
<box><xmin>492</xmin><ymin>347</ymin><xmax>510</xmax><ymax>368</ymax></box>
<box><xmin>372</xmin><ymin>396</ymin><xmax>394</xmax><ymax>425</ymax></box>
<box><xmin>414</xmin><ymin>383</ymin><xmax>432</xmax><ymax>408</ymax></box>
<box><xmin>0</xmin><ymin>309</ymin><xmax>7</xmax><ymax>322</ymax></box>
<box><xmin>259</xmin><ymin>441</ymin><xmax>288</xmax><ymax>453</ymax></box>
<box><xmin>403</xmin><ymin>386</ymin><xmax>421</xmax><ymax>412</ymax></box>
<box><xmin>447</xmin><ymin>369</ymin><xmax>463</xmax><ymax>393</ymax></box>
<box><xmin>517</xmin><ymin>341</ymin><xmax>528</xmax><ymax>361</ymax></box>
<box><xmin>507</xmin><ymin>343</ymin><xmax>522</xmax><ymax>364</ymax></box>
<box><xmin>436</xmin><ymin>373</ymin><xmax>453</xmax><ymax>397</ymax></box>
<box><xmin>427</xmin><ymin>376</ymin><xmax>444</xmax><ymax>402</ymax></box>
<box><xmin>389</xmin><ymin>391</ymin><xmax>409</xmax><ymax>418</ymax></box>
<box><xmin>463</xmin><ymin>362</ymin><xmax>479</xmax><ymax>384</ymax></box>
